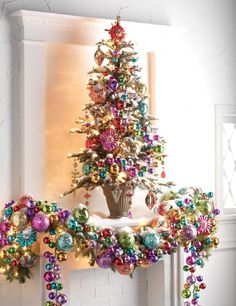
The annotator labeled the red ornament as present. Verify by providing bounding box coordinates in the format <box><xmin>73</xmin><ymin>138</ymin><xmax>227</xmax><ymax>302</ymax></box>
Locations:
<box><xmin>102</xmin><ymin>228</ymin><xmax>113</xmax><ymax>238</ymax></box>
<box><xmin>34</xmin><ymin>207</ymin><xmax>40</xmax><ymax>213</ymax></box>
<box><xmin>116</xmin><ymin>263</ymin><xmax>134</xmax><ymax>275</ymax></box>
<box><xmin>112</xmin><ymin>118</ymin><xmax>121</xmax><ymax>128</ymax></box>
<box><xmin>11</xmin><ymin>260</ymin><xmax>18</xmax><ymax>267</ymax></box>
<box><xmin>118</xmin><ymin>126</ymin><xmax>127</xmax><ymax>135</ymax></box>
<box><xmin>189</xmin><ymin>266</ymin><xmax>196</xmax><ymax>273</ymax></box>
<box><xmin>43</xmin><ymin>237</ymin><xmax>50</xmax><ymax>244</ymax></box>
<box><xmin>157</xmin><ymin>202</ymin><xmax>166</xmax><ymax>216</ymax></box>
<box><xmin>86</xmin><ymin>137</ymin><xmax>97</xmax><ymax>149</ymax></box>
<box><xmin>115</xmin><ymin>101</ymin><xmax>125</xmax><ymax>110</ymax></box>
<box><xmin>199</xmin><ymin>283</ymin><xmax>206</xmax><ymax>289</ymax></box>
<box><xmin>13</xmin><ymin>205</ymin><xmax>20</xmax><ymax>212</ymax></box>
<box><xmin>97</xmin><ymin>160</ymin><xmax>104</xmax><ymax>168</ymax></box>
<box><xmin>161</xmin><ymin>170</ymin><xmax>166</xmax><ymax>178</ymax></box>
<box><xmin>114</xmin><ymin>257</ymin><xmax>123</xmax><ymax>266</ymax></box>
<box><xmin>46</xmin><ymin>283</ymin><xmax>51</xmax><ymax>290</ymax></box>
<box><xmin>108</xmin><ymin>21</ymin><xmax>126</xmax><ymax>42</ymax></box>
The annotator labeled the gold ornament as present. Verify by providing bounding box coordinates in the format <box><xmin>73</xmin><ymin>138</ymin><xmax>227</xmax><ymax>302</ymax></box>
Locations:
<box><xmin>135</xmin><ymin>82</ymin><xmax>147</xmax><ymax>96</ymax></box>
<box><xmin>109</xmin><ymin>163</ymin><xmax>120</xmax><ymax>175</ymax></box>
<box><xmin>57</xmin><ymin>252</ymin><xmax>68</xmax><ymax>262</ymax></box>
<box><xmin>128</xmin><ymin>124</ymin><xmax>135</xmax><ymax>133</ymax></box>
<box><xmin>213</xmin><ymin>237</ymin><xmax>219</xmax><ymax>246</ymax></box>
<box><xmin>90</xmin><ymin>171</ymin><xmax>100</xmax><ymax>183</ymax></box>
<box><xmin>11</xmin><ymin>210</ymin><xmax>28</xmax><ymax>230</ymax></box>
<box><xmin>94</xmin><ymin>46</ymin><xmax>105</xmax><ymax>66</ymax></box>
<box><xmin>49</xmin><ymin>215</ymin><xmax>59</xmax><ymax>227</ymax></box>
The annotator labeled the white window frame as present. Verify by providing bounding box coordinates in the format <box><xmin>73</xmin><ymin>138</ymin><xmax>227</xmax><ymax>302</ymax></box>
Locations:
<box><xmin>215</xmin><ymin>104</ymin><xmax>236</xmax><ymax>214</ymax></box>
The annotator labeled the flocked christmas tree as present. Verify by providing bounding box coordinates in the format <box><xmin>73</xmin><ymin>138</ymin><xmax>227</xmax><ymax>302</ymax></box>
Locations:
<box><xmin>64</xmin><ymin>17</ymin><xmax>172</xmax><ymax>218</ymax></box>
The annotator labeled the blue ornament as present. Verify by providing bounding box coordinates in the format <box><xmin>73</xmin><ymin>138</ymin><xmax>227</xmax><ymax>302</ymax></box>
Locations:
<box><xmin>138</xmin><ymin>102</ymin><xmax>148</xmax><ymax>115</ymax></box>
<box><xmin>141</xmin><ymin>229</ymin><xmax>160</xmax><ymax>249</ymax></box>
<box><xmin>56</xmin><ymin>233</ymin><xmax>73</xmax><ymax>252</ymax></box>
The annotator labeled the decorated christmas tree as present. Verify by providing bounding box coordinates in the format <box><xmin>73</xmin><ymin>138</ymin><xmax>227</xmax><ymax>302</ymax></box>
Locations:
<box><xmin>64</xmin><ymin>17</ymin><xmax>172</xmax><ymax>218</ymax></box>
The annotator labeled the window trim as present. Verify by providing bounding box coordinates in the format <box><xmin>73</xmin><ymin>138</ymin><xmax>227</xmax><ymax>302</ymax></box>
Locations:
<box><xmin>215</xmin><ymin>104</ymin><xmax>236</xmax><ymax>214</ymax></box>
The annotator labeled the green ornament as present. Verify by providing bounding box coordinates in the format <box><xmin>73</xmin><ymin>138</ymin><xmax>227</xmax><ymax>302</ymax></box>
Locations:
<box><xmin>73</xmin><ymin>204</ymin><xmax>89</xmax><ymax>224</ymax></box>
<box><xmin>118</xmin><ymin>229</ymin><xmax>135</xmax><ymax>249</ymax></box>
<box><xmin>42</xmin><ymin>204</ymin><xmax>52</xmax><ymax>214</ymax></box>
<box><xmin>196</xmin><ymin>200</ymin><xmax>212</xmax><ymax>214</ymax></box>
<box><xmin>182</xmin><ymin>289</ymin><xmax>191</xmax><ymax>299</ymax></box>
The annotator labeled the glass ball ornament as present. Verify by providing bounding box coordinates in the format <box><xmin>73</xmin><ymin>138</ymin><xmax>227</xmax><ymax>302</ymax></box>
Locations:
<box><xmin>11</xmin><ymin>210</ymin><xmax>28</xmax><ymax>230</ymax></box>
<box><xmin>96</xmin><ymin>252</ymin><xmax>114</xmax><ymax>269</ymax></box>
<box><xmin>118</xmin><ymin>229</ymin><xmax>135</xmax><ymax>249</ymax></box>
<box><xmin>73</xmin><ymin>204</ymin><xmax>89</xmax><ymax>224</ymax></box>
<box><xmin>138</xmin><ymin>102</ymin><xmax>148</xmax><ymax>115</ymax></box>
<box><xmin>56</xmin><ymin>294</ymin><xmax>68</xmax><ymax>304</ymax></box>
<box><xmin>20</xmin><ymin>251</ymin><xmax>37</xmax><ymax>268</ymax></box>
<box><xmin>141</xmin><ymin>228</ymin><xmax>160</xmax><ymax>249</ymax></box>
<box><xmin>182</xmin><ymin>289</ymin><xmax>191</xmax><ymax>299</ymax></box>
<box><xmin>32</xmin><ymin>212</ymin><xmax>50</xmax><ymax>232</ymax></box>
<box><xmin>56</xmin><ymin>233</ymin><xmax>73</xmax><ymax>252</ymax></box>
<box><xmin>57</xmin><ymin>252</ymin><xmax>68</xmax><ymax>262</ymax></box>
<box><xmin>116</xmin><ymin>262</ymin><xmax>134</xmax><ymax>275</ymax></box>
<box><xmin>181</xmin><ymin>224</ymin><xmax>197</xmax><ymax>241</ymax></box>
<box><xmin>82</xmin><ymin>163</ymin><xmax>91</xmax><ymax>175</ymax></box>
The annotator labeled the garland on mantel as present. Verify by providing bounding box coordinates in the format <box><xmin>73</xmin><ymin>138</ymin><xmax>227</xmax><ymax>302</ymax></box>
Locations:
<box><xmin>0</xmin><ymin>189</ymin><xmax>220</xmax><ymax>306</ymax></box>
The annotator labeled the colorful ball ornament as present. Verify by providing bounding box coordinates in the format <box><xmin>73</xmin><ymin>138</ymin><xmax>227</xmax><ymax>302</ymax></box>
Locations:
<box><xmin>181</xmin><ymin>224</ymin><xmax>197</xmax><ymax>241</ymax></box>
<box><xmin>141</xmin><ymin>228</ymin><xmax>160</xmax><ymax>249</ymax></box>
<box><xmin>118</xmin><ymin>228</ymin><xmax>135</xmax><ymax>249</ymax></box>
<box><xmin>11</xmin><ymin>210</ymin><xmax>28</xmax><ymax>230</ymax></box>
<box><xmin>32</xmin><ymin>212</ymin><xmax>50</xmax><ymax>232</ymax></box>
<box><xmin>96</xmin><ymin>252</ymin><xmax>113</xmax><ymax>269</ymax></box>
<box><xmin>56</xmin><ymin>233</ymin><xmax>73</xmax><ymax>252</ymax></box>
<box><xmin>73</xmin><ymin>205</ymin><xmax>89</xmax><ymax>224</ymax></box>
<box><xmin>20</xmin><ymin>251</ymin><xmax>37</xmax><ymax>268</ymax></box>
<box><xmin>116</xmin><ymin>262</ymin><xmax>134</xmax><ymax>275</ymax></box>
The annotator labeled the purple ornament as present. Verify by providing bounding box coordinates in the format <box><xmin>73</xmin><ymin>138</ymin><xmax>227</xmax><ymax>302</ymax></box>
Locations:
<box><xmin>48</xmin><ymin>292</ymin><xmax>56</xmax><ymax>300</ymax></box>
<box><xmin>195</xmin><ymin>241</ymin><xmax>202</xmax><ymax>249</ymax></box>
<box><xmin>150</xmin><ymin>255</ymin><xmax>158</xmax><ymax>263</ymax></box>
<box><xmin>27</xmin><ymin>208</ymin><xmax>35</xmax><ymax>218</ymax></box>
<box><xmin>54</xmin><ymin>264</ymin><xmax>61</xmax><ymax>271</ymax></box>
<box><xmin>182</xmin><ymin>225</ymin><xmax>197</xmax><ymax>241</ymax></box>
<box><xmin>108</xmin><ymin>78</ymin><xmax>118</xmax><ymax>91</ymax></box>
<box><xmin>130</xmin><ymin>254</ymin><xmax>138</xmax><ymax>264</ymax></box>
<box><xmin>96</xmin><ymin>253</ymin><xmax>114</xmax><ymax>269</ymax></box>
<box><xmin>123</xmin><ymin>255</ymin><xmax>131</xmax><ymax>263</ymax></box>
<box><xmin>56</xmin><ymin>294</ymin><xmax>68</xmax><ymax>304</ymax></box>
<box><xmin>187</xmin><ymin>275</ymin><xmax>196</xmax><ymax>285</ymax></box>
<box><xmin>213</xmin><ymin>208</ymin><xmax>220</xmax><ymax>215</ymax></box>
<box><xmin>44</xmin><ymin>271</ymin><xmax>55</xmax><ymax>283</ymax></box>
<box><xmin>63</xmin><ymin>210</ymin><xmax>70</xmax><ymax>219</ymax></box>
<box><xmin>32</xmin><ymin>212</ymin><xmax>50</xmax><ymax>232</ymax></box>
<box><xmin>49</xmin><ymin>256</ymin><xmax>56</xmax><ymax>264</ymax></box>
<box><xmin>196</xmin><ymin>275</ymin><xmax>203</xmax><ymax>282</ymax></box>
<box><xmin>191</xmin><ymin>299</ymin><xmax>198</xmax><ymax>305</ymax></box>
<box><xmin>26</xmin><ymin>200</ymin><xmax>36</xmax><ymax>209</ymax></box>
<box><xmin>184</xmin><ymin>302</ymin><xmax>191</xmax><ymax>306</ymax></box>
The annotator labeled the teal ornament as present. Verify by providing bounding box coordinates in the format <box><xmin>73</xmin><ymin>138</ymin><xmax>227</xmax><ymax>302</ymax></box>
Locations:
<box><xmin>5</xmin><ymin>207</ymin><xmax>13</xmax><ymax>217</ymax></box>
<box><xmin>82</xmin><ymin>163</ymin><xmax>91</xmax><ymax>175</ymax></box>
<box><xmin>118</xmin><ymin>228</ymin><xmax>135</xmax><ymax>249</ymax></box>
<box><xmin>73</xmin><ymin>204</ymin><xmax>89</xmax><ymax>224</ymax></box>
<box><xmin>141</xmin><ymin>229</ymin><xmax>160</xmax><ymax>249</ymax></box>
<box><xmin>178</xmin><ymin>188</ymin><xmax>187</xmax><ymax>195</ymax></box>
<box><xmin>56</xmin><ymin>233</ymin><xmax>73</xmax><ymax>252</ymax></box>
<box><xmin>16</xmin><ymin>227</ymin><xmax>37</xmax><ymax>247</ymax></box>
<box><xmin>66</xmin><ymin>215</ymin><xmax>78</xmax><ymax>230</ymax></box>
<box><xmin>138</xmin><ymin>102</ymin><xmax>148</xmax><ymax>116</ymax></box>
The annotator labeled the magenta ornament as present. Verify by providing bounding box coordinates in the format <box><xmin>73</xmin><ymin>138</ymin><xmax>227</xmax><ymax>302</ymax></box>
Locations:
<box><xmin>32</xmin><ymin>212</ymin><xmax>50</xmax><ymax>232</ymax></box>
<box><xmin>99</xmin><ymin>129</ymin><xmax>119</xmax><ymax>151</ymax></box>
<box><xmin>44</xmin><ymin>271</ymin><xmax>55</xmax><ymax>282</ymax></box>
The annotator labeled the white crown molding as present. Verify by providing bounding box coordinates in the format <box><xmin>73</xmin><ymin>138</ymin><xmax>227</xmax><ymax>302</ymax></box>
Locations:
<box><xmin>10</xmin><ymin>10</ymin><xmax>186</xmax><ymax>50</ymax></box>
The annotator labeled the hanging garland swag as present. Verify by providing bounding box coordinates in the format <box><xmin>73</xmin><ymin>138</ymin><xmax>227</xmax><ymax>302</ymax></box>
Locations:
<box><xmin>0</xmin><ymin>189</ymin><xmax>219</xmax><ymax>306</ymax></box>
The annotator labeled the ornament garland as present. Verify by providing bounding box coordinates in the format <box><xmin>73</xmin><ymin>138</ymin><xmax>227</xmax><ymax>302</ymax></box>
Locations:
<box><xmin>0</xmin><ymin>189</ymin><xmax>220</xmax><ymax>305</ymax></box>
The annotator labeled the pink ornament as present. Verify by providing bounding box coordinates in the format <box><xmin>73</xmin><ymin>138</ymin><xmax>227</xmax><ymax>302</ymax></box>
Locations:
<box><xmin>197</xmin><ymin>215</ymin><xmax>212</xmax><ymax>235</ymax></box>
<box><xmin>127</xmin><ymin>166</ymin><xmax>138</xmax><ymax>178</ymax></box>
<box><xmin>182</xmin><ymin>225</ymin><xmax>197</xmax><ymax>241</ymax></box>
<box><xmin>32</xmin><ymin>212</ymin><xmax>50</xmax><ymax>232</ymax></box>
<box><xmin>99</xmin><ymin>129</ymin><xmax>119</xmax><ymax>151</ymax></box>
